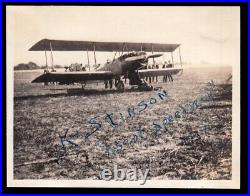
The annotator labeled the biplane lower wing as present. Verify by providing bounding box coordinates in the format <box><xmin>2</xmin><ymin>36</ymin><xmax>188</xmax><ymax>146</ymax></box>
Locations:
<box><xmin>138</xmin><ymin>68</ymin><xmax>182</xmax><ymax>77</ymax></box>
<box><xmin>31</xmin><ymin>71</ymin><xmax>114</xmax><ymax>83</ymax></box>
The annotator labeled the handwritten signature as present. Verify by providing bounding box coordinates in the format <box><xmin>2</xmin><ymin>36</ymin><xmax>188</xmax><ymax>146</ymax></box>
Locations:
<box><xmin>96</xmin><ymin>90</ymin><xmax>214</xmax><ymax>157</ymax></box>
<box><xmin>58</xmin><ymin>82</ymin><xmax>217</xmax><ymax>158</ymax></box>
<box><xmin>85</xmin><ymin>89</ymin><xmax>168</xmax><ymax>140</ymax></box>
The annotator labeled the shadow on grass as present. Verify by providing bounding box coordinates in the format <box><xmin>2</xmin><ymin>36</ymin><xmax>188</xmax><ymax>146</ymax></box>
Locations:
<box><xmin>14</xmin><ymin>87</ymin><xmax>159</xmax><ymax>101</ymax></box>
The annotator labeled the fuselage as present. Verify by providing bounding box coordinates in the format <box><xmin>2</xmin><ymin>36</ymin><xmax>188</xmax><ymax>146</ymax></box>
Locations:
<box><xmin>98</xmin><ymin>52</ymin><xmax>147</xmax><ymax>75</ymax></box>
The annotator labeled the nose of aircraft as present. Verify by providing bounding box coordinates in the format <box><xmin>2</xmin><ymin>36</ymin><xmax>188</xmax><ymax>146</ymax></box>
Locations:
<box><xmin>122</xmin><ymin>52</ymin><xmax>163</xmax><ymax>72</ymax></box>
<box><xmin>122</xmin><ymin>60</ymin><xmax>143</xmax><ymax>73</ymax></box>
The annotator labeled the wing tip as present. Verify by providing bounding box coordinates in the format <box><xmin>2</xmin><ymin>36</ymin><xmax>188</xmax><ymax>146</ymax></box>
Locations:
<box><xmin>29</xmin><ymin>38</ymin><xmax>50</xmax><ymax>51</ymax></box>
<box><xmin>31</xmin><ymin>73</ymin><xmax>49</xmax><ymax>83</ymax></box>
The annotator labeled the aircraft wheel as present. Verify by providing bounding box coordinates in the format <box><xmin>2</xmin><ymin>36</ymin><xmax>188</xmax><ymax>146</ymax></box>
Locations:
<box><xmin>81</xmin><ymin>81</ymin><xmax>86</xmax><ymax>89</ymax></box>
<box><xmin>138</xmin><ymin>82</ymin><xmax>153</xmax><ymax>91</ymax></box>
<box><xmin>116</xmin><ymin>81</ymin><xmax>125</xmax><ymax>92</ymax></box>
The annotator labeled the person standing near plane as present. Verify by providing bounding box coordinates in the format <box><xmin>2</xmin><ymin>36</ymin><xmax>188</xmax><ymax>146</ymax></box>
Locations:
<box><xmin>109</xmin><ymin>79</ymin><xmax>113</xmax><ymax>89</ymax></box>
<box><xmin>162</xmin><ymin>62</ymin><xmax>167</xmax><ymax>82</ymax></box>
<box><xmin>144</xmin><ymin>66</ymin><xmax>148</xmax><ymax>82</ymax></box>
<box><xmin>151</xmin><ymin>64</ymin><xmax>155</xmax><ymax>82</ymax></box>
<box><xmin>155</xmin><ymin>64</ymin><xmax>159</xmax><ymax>82</ymax></box>
<box><xmin>104</xmin><ymin>80</ymin><xmax>108</xmax><ymax>89</ymax></box>
<box><xmin>148</xmin><ymin>64</ymin><xmax>152</xmax><ymax>83</ymax></box>
<box><xmin>167</xmin><ymin>60</ymin><xmax>173</xmax><ymax>82</ymax></box>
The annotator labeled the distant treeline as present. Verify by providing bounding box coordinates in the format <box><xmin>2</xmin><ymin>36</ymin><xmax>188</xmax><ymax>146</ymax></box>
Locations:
<box><xmin>14</xmin><ymin>61</ymin><xmax>189</xmax><ymax>70</ymax></box>
<box><xmin>14</xmin><ymin>62</ymin><xmax>63</xmax><ymax>70</ymax></box>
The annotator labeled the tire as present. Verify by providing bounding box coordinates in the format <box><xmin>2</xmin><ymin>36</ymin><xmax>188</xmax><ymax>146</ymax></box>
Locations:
<box><xmin>139</xmin><ymin>82</ymin><xmax>153</xmax><ymax>91</ymax></box>
<box><xmin>116</xmin><ymin>81</ymin><xmax>125</xmax><ymax>92</ymax></box>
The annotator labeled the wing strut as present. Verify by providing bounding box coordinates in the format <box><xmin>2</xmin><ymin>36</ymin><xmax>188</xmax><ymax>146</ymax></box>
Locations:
<box><xmin>151</xmin><ymin>44</ymin><xmax>155</xmax><ymax>65</ymax></box>
<box><xmin>179</xmin><ymin>46</ymin><xmax>182</xmax><ymax>67</ymax></box>
<box><xmin>112</xmin><ymin>51</ymin><xmax>117</xmax><ymax>62</ymax></box>
<box><xmin>44</xmin><ymin>50</ymin><xmax>48</xmax><ymax>72</ymax></box>
<box><xmin>86</xmin><ymin>48</ymin><xmax>90</xmax><ymax>71</ymax></box>
<box><xmin>122</xmin><ymin>43</ymin><xmax>129</xmax><ymax>54</ymax></box>
<box><xmin>93</xmin><ymin>43</ymin><xmax>97</xmax><ymax>66</ymax></box>
<box><xmin>50</xmin><ymin>42</ymin><xmax>55</xmax><ymax>72</ymax></box>
<box><xmin>121</xmin><ymin>43</ymin><xmax>125</xmax><ymax>55</ymax></box>
<box><xmin>171</xmin><ymin>52</ymin><xmax>174</xmax><ymax>65</ymax></box>
<box><xmin>125</xmin><ymin>44</ymin><xmax>129</xmax><ymax>54</ymax></box>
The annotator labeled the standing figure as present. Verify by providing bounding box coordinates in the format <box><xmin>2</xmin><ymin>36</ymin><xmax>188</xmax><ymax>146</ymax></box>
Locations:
<box><xmin>162</xmin><ymin>62</ymin><xmax>167</xmax><ymax>82</ymax></box>
<box><xmin>144</xmin><ymin>66</ymin><xmax>148</xmax><ymax>82</ymax></box>
<box><xmin>104</xmin><ymin>80</ymin><xmax>108</xmax><ymax>89</ymax></box>
<box><xmin>155</xmin><ymin>64</ymin><xmax>159</xmax><ymax>82</ymax></box>
<box><xmin>167</xmin><ymin>60</ymin><xmax>173</xmax><ymax>82</ymax></box>
<box><xmin>109</xmin><ymin>79</ymin><xmax>113</xmax><ymax>89</ymax></box>
<box><xmin>148</xmin><ymin>65</ymin><xmax>152</xmax><ymax>84</ymax></box>
<box><xmin>151</xmin><ymin>64</ymin><xmax>155</xmax><ymax>82</ymax></box>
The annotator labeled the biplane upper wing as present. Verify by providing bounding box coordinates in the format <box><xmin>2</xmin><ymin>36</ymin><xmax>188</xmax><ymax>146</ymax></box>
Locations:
<box><xmin>29</xmin><ymin>39</ymin><xmax>180</xmax><ymax>52</ymax></box>
<box><xmin>138</xmin><ymin>68</ymin><xmax>182</xmax><ymax>77</ymax></box>
<box><xmin>31</xmin><ymin>71</ymin><xmax>114</xmax><ymax>83</ymax></box>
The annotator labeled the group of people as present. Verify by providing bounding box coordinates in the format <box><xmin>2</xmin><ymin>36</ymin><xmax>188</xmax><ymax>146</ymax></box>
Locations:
<box><xmin>104</xmin><ymin>77</ymin><xmax>122</xmax><ymax>89</ymax></box>
<box><xmin>104</xmin><ymin>60</ymin><xmax>174</xmax><ymax>89</ymax></box>
<box><xmin>104</xmin><ymin>79</ymin><xmax>114</xmax><ymax>89</ymax></box>
<box><xmin>144</xmin><ymin>60</ymin><xmax>174</xmax><ymax>83</ymax></box>
<box><xmin>162</xmin><ymin>61</ymin><xmax>173</xmax><ymax>82</ymax></box>
<box><xmin>144</xmin><ymin>64</ymin><xmax>159</xmax><ymax>83</ymax></box>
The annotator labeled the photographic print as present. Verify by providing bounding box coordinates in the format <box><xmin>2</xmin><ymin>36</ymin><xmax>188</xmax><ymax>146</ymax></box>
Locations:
<box><xmin>6</xmin><ymin>5</ymin><xmax>241</xmax><ymax>189</ymax></box>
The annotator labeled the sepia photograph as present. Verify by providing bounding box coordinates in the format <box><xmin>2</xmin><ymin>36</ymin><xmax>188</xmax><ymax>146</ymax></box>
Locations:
<box><xmin>6</xmin><ymin>5</ymin><xmax>242</xmax><ymax>189</ymax></box>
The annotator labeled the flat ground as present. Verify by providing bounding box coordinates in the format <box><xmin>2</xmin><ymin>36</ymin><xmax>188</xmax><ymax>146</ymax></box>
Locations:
<box><xmin>13</xmin><ymin>66</ymin><xmax>232</xmax><ymax>180</ymax></box>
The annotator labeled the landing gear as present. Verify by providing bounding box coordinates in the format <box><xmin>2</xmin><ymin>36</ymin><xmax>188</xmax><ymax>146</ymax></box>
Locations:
<box><xmin>128</xmin><ymin>70</ymin><xmax>153</xmax><ymax>91</ymax></box>
<box><xmin>138</xmin><ymin>81</ymin><xmax>153</xmax><ymax>91</ymax></box>
<box><xmin>116</xmin><ymin>80</ymin><xmax>125</xmax><ymax>92</ymax></box>
<box><xmin>81</xmin><ymin>81</ymin><xmax>86</xmax><ymax>89</ymax></box>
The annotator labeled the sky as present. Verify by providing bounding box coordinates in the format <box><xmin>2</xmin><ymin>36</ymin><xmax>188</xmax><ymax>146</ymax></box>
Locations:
<box><xmin>7</xmin><ymin>6</ymin><xmax>240</xmax><ymax>68</ymax></box>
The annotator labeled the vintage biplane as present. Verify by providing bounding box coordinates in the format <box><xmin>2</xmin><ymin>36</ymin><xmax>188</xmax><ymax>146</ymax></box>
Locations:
<box><xmin>30</xmin><ymin>39</ymin><xmax>183</xmax><ymax>91</ymax></box>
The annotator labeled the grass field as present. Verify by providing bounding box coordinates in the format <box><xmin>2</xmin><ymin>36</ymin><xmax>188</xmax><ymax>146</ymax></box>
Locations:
<box><xmin>13</xmin><ymin>67</ymin><xmax>232</xmax><ymax>180</ymax></box>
